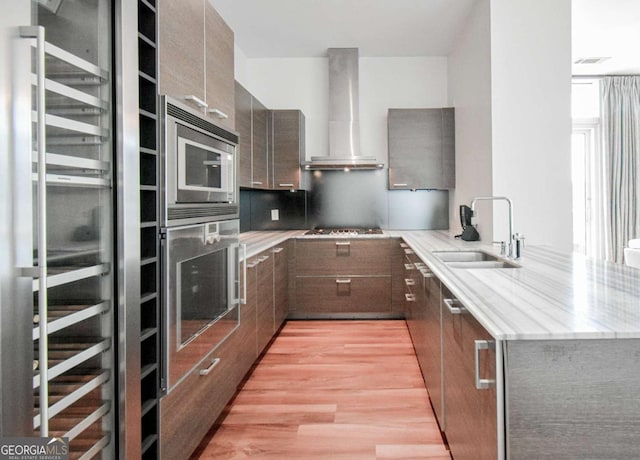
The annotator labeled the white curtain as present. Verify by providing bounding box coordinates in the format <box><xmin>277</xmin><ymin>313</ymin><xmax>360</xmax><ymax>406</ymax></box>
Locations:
<box><xmin>600</xmin><ymin>76</ymin><xmax>640</xmax><ymax>263</ymax></box>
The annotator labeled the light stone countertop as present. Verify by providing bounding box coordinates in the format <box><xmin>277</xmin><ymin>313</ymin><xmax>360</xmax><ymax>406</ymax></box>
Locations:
<box><xmin>240</xmin><ymin>229</ymin><xmax>640</xmax><ymax>340</ymax></box>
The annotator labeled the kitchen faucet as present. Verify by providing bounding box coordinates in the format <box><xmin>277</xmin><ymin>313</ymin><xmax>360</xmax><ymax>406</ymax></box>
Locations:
<box><xmin>470</xmin><ymin>196</ymin><xmax>522</xmax><ymax>259</ymax></box>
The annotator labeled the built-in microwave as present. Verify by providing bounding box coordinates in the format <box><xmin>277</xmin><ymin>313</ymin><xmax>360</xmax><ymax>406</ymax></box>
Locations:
<box><xmin>160</xmin><ymin>95</ymin><xmax>239</xmax><ymax>227</ymax></box>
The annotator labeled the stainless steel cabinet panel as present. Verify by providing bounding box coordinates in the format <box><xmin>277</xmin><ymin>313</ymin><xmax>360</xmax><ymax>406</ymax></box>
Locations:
<box><xmin>388</xmin><ymin>108</ymin><xmax>455</xmax><ymax>190</ymax></box>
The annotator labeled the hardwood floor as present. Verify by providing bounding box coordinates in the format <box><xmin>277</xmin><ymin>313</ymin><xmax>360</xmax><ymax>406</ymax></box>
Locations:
<box><xmin>192</xmin><ymin>320</ymin><xmax>450</xmax><ymax>459</ymax></box>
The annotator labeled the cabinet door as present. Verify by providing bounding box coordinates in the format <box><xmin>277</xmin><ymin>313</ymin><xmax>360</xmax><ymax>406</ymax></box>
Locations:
<box><xmin>160</xmin><ymin>329</ymin><xmax>240</xmax><ymax>460</ymax></box>
<box><xmin>158</xmin><ymin>0</ymin><xmax>205</xmax><ymax>108</ymax></box>
<box><xmin>272</xmin><ymin>110</ymin><xmax>304</xmax><ymax>190</ymax></box>
<box><xmin>441</xmin><ymin>108</ymin><xmax>455</xmax><ymax>188</ymax></box>
<box><xmin>388</xmin><ymin>108</ymin><xmax>455</xmax><ymax>190</ymax></box>
<box><xmin>238</xmin><ymin>261</ymin><xmax>258</xmax><ymax>367</ymax></box>
<box><xmin>295</xmin><ymin>276</ymin><xmax>391</xmax><ymax>314</ymax></box>
<box><xmin>442</xmin><ymin>285</ymin><xmax>497</xmax><ymax>460</ymax></box>
<box><xmin>423</xmin><ymin>272</ymin><xmax>444</xmax><ymax>427</ymax></box>
<box><xmin>251</xmin><ymin>97</ymin><xmax>269</xmax><ymax>189</ymax></box>
<box><xmin>295</xmin><ymin>239</ymin><xmax>391</xmax><ymax>276</ymax></box>
<box><xmin>205</xmin><ymin>2</ymin><xmax>234</xmax><ymax>129</ymax></box>
<box><xmin>255</xmin><ymin>251</ymin><xmax>274</xmax><ymax>353</ymax></box>
<box><xmin>273</xmin><ymin>243</ymin><xmax>289</xmax><ymax>330</ymax></box>
<box><xmin>235</xmin><ymin>81</ymin><xmax>252</xmax><ymax>188</ymax></box>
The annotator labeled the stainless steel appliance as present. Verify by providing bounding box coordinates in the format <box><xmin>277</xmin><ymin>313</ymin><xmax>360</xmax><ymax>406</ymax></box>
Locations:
<box><xmin>304</xmin><ymin>227</ymin><xmax>384</xmax><ymax>236</ymax></box>
<box><xmin>160</xmin><ymin>95</ymin><xmax>239</xmax><ymax>226</ymax></box>
<box><xmin>162</xmin><ymin>219</ymin><xmax>241</xmax><ymax>392</ymax></box>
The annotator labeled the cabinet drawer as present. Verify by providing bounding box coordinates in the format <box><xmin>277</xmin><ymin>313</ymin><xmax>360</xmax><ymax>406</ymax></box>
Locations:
<box><xmin>295</xmin><ymin>239</ymin><xmax>391</xmax><ymax>276</ymax></box>
<box><xmin>295</xmin><ymin>276</ymin><xmax>391</xmax><ymax>313</ymax></box>
<box><xmin>160</xmin><ymin>331</ymin><xmax>239</xmax><ymax>460</ymax></box>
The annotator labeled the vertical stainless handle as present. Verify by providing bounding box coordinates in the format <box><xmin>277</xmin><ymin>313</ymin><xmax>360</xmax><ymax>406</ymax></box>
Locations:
<box><xmin>241</xmin><ymin>244</ymin><xmax>247</xmax><ymax>304</ymax></box>
<box><xmin>444</xmin><ymin>298</ymin><xmax>466</xmax><ymax>315</ymax></box>
<box><xmin>474</xmin><ymin>340</ymin><xmax>496</xmax><ymax>389</ymax></box>
<box><xmin>199</xmin><ymin>358</ymin><xmax>221</xmax><ymax>376</ymax></box>
<box><xmin>21</xmin><ymin>25</ymin><xmax>49</xmax><ymax>437</ymax></box>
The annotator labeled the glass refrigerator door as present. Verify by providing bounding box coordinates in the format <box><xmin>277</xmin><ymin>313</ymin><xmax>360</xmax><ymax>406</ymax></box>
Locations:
<box><xmin>29</xmin><ymin>1</ymin><xmax>115</xmax><ymax>457</ymax></box>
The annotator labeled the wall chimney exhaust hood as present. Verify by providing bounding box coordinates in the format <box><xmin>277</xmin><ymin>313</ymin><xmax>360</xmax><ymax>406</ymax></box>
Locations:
<box><xmin>303</xmin><ymin>48</ymin><xmax>383</xmax><ymax>170</ymax></box>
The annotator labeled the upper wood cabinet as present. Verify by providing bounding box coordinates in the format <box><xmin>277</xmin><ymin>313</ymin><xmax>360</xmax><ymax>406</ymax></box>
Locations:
<box><xmin>388</xmin><ymin>108</ymin><xmax>455</xmax><ymax>190</ymax></box>
<box><xmin>235</xmin><ymin>81</ymin><xmax>252</xmax><ymax>188</ymax></box>
<box><xmin>235</xmin><ymin>83</ymin><xmax>306</xmax><ymax>190</ymax></box>
<box><xmin>271</xmin><ymin>110</ymin><xmax>305</xmax><ymax>190</ymax></box>
<box><xmin>158</xmin><ymin>0</ymin><xmax>235</xmax><ymax>129</ymax></box>
<box><xmin>251</xmin><ymin>97</ymin><xmax>269</xmax><ymax>189</ymax></box>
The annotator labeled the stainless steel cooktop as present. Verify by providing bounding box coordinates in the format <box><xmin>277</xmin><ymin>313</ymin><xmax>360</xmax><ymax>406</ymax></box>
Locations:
<box><xmin>304</xmin><ymin>227</ymin><xmax>384</xmax><ymax>236</ymax></box>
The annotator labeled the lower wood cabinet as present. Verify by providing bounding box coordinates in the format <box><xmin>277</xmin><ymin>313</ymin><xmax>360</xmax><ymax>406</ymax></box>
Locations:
<box><xmin>273</xmin><ymin>242</ymin><xmax>290</xmax><ymax>331</ymax></box>
<box><xmin>295</xmin><ymin>276</ymin><xmax>391</xmax><ymax>314</ymax></box>
<box><xmin>255</xmin><ymin>249</ymin><xmax>274</xmax><ymax>354</ymax></box>
<box><xmin>441</xmin><ymin>284</ymin><xmax>497</xmax><ymax>460</ymax></box>
<box><xmin>159</xmin><ymin>327</ymin><xmax>241</xmax><ymax>460</ymax></box>
<box><xmin>293</xmin><ymin>238</ymin><xmax>393</xmax><ymax>316</ymax></box>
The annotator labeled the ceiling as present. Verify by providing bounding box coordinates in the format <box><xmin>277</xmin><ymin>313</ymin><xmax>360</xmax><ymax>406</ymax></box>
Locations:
<box><xmin>209</xmin><ymin>0</ymin><xmax>477</xmax><ymax>58</ymax></box>
<box><xmin>210</xmin><ymin>0</ymin><xmax>640</xmax><ymax>75</ymax></box>
<box><xmin>572</xmin><ymin>0</ymin><xmax>640</xmax><ymax>75</ymax></box>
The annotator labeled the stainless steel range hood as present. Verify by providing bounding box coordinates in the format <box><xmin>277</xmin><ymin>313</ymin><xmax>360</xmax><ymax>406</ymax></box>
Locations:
<box><xmin>304</xmin><ymin>48</ymin><xmax>383</xmax><ymax>170</ymax></box>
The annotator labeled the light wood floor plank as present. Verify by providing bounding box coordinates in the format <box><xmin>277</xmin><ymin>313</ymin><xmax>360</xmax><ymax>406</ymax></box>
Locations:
<box><xmin>192</xmin><ymin>320</ymin><xmax>450</xmax><ymax>459</ymax></box>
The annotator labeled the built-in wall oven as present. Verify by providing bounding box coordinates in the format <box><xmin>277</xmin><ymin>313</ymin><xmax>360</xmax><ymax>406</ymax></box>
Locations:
<box><xmin>160</xmin><ymin>95</ymin><xmax>239</xmax><ymax>227</ymax></box>
<box><xmin>161</xmin><ymin>219</ymin><xmax>242</xmax><ymax>392</ymax></box>
<box><xmin>159</xmin><ymin>96</ymin><xmax>243</xmax><ymax>393</ymax></box>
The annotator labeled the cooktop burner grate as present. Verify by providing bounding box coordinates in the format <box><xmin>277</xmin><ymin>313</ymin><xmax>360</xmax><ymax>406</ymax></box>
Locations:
<box><xmin>304</xmin><ymin>227</ymin><xmax>384</xmax><ymax>236</ymax></box>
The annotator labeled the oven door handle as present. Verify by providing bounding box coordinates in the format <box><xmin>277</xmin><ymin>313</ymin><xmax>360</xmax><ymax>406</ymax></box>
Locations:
<box><xmin>239</xmin><ymin>243</ymin><xmax>247</xmax><ymax>305</ymax></box>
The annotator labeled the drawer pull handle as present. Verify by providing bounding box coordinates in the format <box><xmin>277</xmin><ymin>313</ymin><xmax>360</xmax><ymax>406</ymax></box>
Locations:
<box><xmin>405</xmin><ymin>293</ymin><xmax>416</xmax><ymax>302</ymax></box>
<box><xmin>421</xmin><ymin>270</ymin><xmax>434</xmax><ymax>278</ymax></box>
<box><xmin>185</xmin><ymin>94</ymin><xmax>208</xmax><ymax>109</ymax></box>
<box><xmin>272</xmin><ymin>247</ymin><xmax>284</xmax><ymax>253</ymax></box>
<box><xmin>404</xmin><ymin>263</ymin><xmax>415</xmax><ymax>270</ymax></box>
<box><xmin>199</xmin><ymin>358</ymin><xmax>221</xmax><ymax>376</ymax></box>
<box><xmin>208</xmin><ymin>108</ymin><xmax>229</xmax><ymax>119</ymax></box>
<box><xmin>258</xmin><ymin>255</ymin><xmax>270</xmax><ymax>262</ymax></box>
<box><xmin>335</xmin><ymin>242</ymin><xmax>351</xmax><ymax>246</ymax></box>
<box><xmin>251</xmin><ymin>181</ymin><xmax>263</xmax><ymax>185</ymax></box>
<box><xmin>278</xmin><ymin>183</ymin><xmax>294</xmax><ymax>187</ymax></box>
<box><xmin>444</xmin><ymin>298</ymin><xmax>466</xmax><ymax>315</ymax></box>
<box><xmin>393</xmin><ymin>183</ymin><xmax>408</xmax><ymax>187</ymax></box>
<box><xmin>400</xmin><ymin>243</ymin><xmax>408</xmax><ymax>248</ymax></box>
<box><xmin>474</xmin><ymin>340</ymin><xmax>496</xmax><ymax>389</ymax></box>
<box><xmin>336</xmin><ymin>279</ymin><xmax>351</xmax><ymax>284</ymax></box>
<box><xmin>404</xmin><ymin>248</ymin><xmax>414</xmax><ymax>255</ymax></box>
<box><xmin>404</xmin><ymin>278</ymin><xmax>415</xmax><ymax>286</ymax></box>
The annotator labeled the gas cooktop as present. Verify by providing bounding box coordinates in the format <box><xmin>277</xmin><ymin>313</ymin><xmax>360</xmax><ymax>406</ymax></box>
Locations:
<box><xmin>304</xmin><ymin>227</ymin><xmax>384</xmax><ymax>236</ymax></box>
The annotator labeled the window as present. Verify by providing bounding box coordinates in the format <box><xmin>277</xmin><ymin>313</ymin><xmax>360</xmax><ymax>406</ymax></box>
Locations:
<box><xmin>571</xmin><ymin>79</ymin><xmax>603</xmax><ymax>257</ymax></box>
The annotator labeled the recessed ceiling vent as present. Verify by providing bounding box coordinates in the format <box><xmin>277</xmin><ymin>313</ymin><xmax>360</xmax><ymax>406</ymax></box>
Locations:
<box><xmin>574</xmin><ymin>57</ymin><xmax>611</xmax><ymax>65</ymax></box>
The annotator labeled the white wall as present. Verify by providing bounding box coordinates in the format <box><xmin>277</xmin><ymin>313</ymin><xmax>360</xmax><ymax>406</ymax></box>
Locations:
<box><xmin>448</xmin><ymin>0</ymin><xmax>493</xmax><ymax>237</ymax></box>
<box><xmin>243</xmin><ymin>56</ymin><xmax>448</xmax><ymax>163</ymax></box>
<box><xmin>490</xmin><ymin>0</ymin><xmax>573</xmax><ymax>250</ymax></box>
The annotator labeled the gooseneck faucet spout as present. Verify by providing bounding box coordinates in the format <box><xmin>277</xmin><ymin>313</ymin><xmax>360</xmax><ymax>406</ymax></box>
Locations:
<box><xmin>470</xmin><ymin>196</ymin><xmax>517</xmax><ymax>258</ymax></box>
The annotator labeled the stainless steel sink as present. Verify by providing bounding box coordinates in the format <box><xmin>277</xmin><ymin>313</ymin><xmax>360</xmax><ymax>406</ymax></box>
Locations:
<box><xmin>433</xmin><ymin>251</ymin><xmax>499</xmax><ymax>262</ymax></box>
<box><xmin>433</xmin><ymin>251</ymin><xmax>520</xmax><ymax>269</ymax></box>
